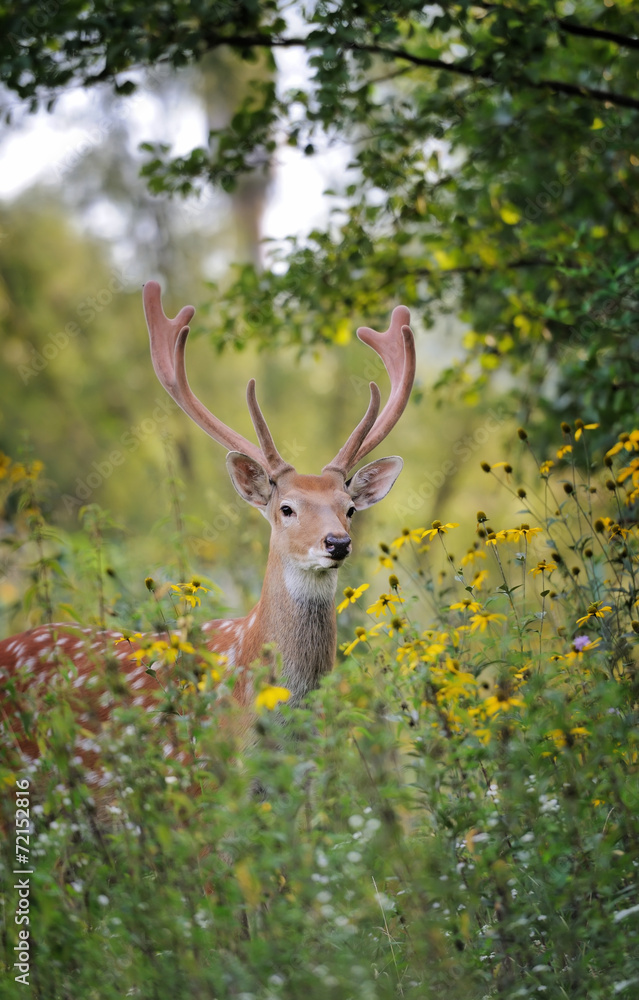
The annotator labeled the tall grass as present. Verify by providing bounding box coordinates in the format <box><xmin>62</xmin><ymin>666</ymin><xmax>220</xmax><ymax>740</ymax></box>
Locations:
<box><xmin>1</xmin><ymin>424</ymin><xmax>638</xmax><ymax>999</ymax></box>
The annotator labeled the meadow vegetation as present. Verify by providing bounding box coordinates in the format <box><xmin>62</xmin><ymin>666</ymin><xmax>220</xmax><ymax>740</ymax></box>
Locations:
<box><xmin>1</xmin><ymin>420</ymin><xmax>638</xmax><ymax>999</ymax></box>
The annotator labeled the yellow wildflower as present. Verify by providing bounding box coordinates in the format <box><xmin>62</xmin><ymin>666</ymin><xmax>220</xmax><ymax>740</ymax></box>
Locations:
<box><xmin>539</xmin><ymin>460</ymin><xmax>554</xmax><ymax>476</ymax></box>
<box><xmin>483</xmin><ymin>693</ymin><xmax>524</xmax><ymax>716</ymax></box>
<box><xmin>431</xmin><ymin>661</ymin><xmax>477</xmax><ymax>702</ymax></box>
<box><xmin>197</xmin><ymin>666</ymin><xmax>221</xmax><ymax>690</ymax></box>
<box><xmin>366</xmin><ymin>592</ymin><xmax>403</xmax><ymax>618</ymax></box>
<box><xmin>472</xmin><ymin>569</ymin><xmax>490</xmax><ymax>591</ymax></box>
<box><xmin>337</xmin><ymin>583</ymin><xmax>369</xmax><ymax>614</ymax></box>
<box><xmin>574</xmin><ymin>422</ymin><xmax>598</xmax><ymax>441</ymax></box>
<box><xmin>391</xmin><ymin>527</ymin><xmax>425</xmax><ymax>550</ymax></box>
<box><xmin>377</xmin><ymin>553</ymin><xmax>395</xmax><ymax>570</ymax></box>
<box><xmin>396</xmin><ymin>639</ymin><xmax>424</xmax><ymax>671</ymax></box>
<box><xmin>548</xmin><ymin>725</ymin><xmax>590</xmax><ymax>750</ymax></box>
<box><xmin>474</xmin><ymin>726</ymin><xmax>492</xmax><ymax>745</ymax></box>
<box><xmin>130</xmin><ymin>636</ymin><xmax>195</xmax><ymax>664</ymax></box>
<box><xmin>530</xmin><ymin>561</ymin><xmax>557</xmax><ymax>577</ymax></box>
<box><xmin>421</xmin><ymin>520</ymin><xmax>459</xmax><ymax>541</ymax></box>
<box><xmin>171</xmin><ymin>581</ymin><xmax>209</xmax><ymax>608</ymax></box>
<box><xmin>387</xmin><ymin>616</ymin><xmax>407</xmax><ymax>637</ymax></box>
<box><xmin>255</xmin><ymin>686</ymin><xmax>291</xmax><ymax>711</ymax></box>
<box><xmin>10</xmin><ymin>459</ymin><xmax>44</xmax><ymax>483</ymax></box>
<box><xmin>556</xmin><ymin>444</ymin><xmax>572</xmax><ymax>460</ymax></box>
<box><xmin>461</xmin><ymin>548</ymin><xmax>486</xmax><ymax>567</ymax></box>
<box><xmin>450</xmin><ymin>598</ymin><xmax>482</xmax><ymax>613</ymax></box>
<box><xmin>572</xmin><ymin>637</ymin><xmax>600</xmax><ymax>653</ymax></box>
<box><xmin>609</xmin><ymin>522</ymin><xmax>630</xmax><ymax>539</ymax></box>
<box><xmin>605</xmin><ymin>429</ymin><xmax>639</xmax><ymax>458</ymax></box>
<box><xmin>181</xmin><ymin>660</ymin><xmax>224</xmax><ymax>695</ymax></box>
<box><xmin>595</xmin><ymin>516</ymin><xmax>614</xmax><ymax>532</ymax></box>
<box><xmin>501</xmin><ymin>524</ymin><xmax>542</xmax><ymax>543</ymax></box>
<box><xmin>342</xmin><ymin>624</ymin><xmax>382</xmax><ymax>656</ymax></box>
<box><xmin>421</xmin><ymin>642</ymin><xmax>447</xmax><ymax>660</ymax></box>
<box><xmin>576</xmin><ymin>602</ymin><xmax>613</xmax><ymax>626</ymax></box>
<box><xmin>469</xmin><ymin>611</ymin><xmax>507</xmax><ymax>633</ymax></box>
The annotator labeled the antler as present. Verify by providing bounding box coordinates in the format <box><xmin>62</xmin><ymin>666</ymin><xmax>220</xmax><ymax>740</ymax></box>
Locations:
<box><xmin>143</xmin><ymin>281</ymin><xmax>292</xmax><ymax>478</ymax></box>
<box><xmin>323</xmin><ymin>306</ymin><xmax>416</xmax><ymax>476</ymax></box>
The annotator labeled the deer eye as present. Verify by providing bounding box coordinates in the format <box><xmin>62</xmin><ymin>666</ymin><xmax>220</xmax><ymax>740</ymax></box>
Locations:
<box><xmin>347</xmin><ymin>506</ymin><xmax>356</xmax><ymax>518</ymax></box>
<box><xmin>280</xmin><ymin>505</ymin><xmax>295</xmax><ymax>517</ymax></box>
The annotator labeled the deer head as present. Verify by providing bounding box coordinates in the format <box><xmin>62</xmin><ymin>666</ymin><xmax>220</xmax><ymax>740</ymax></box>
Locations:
<box><xmin>142</xmin><ymin>282</ymin><xmax>416</xmax><ymax>586</ymax></box>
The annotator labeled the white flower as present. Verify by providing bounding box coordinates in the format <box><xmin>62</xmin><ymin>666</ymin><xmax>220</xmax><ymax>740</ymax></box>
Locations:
<box><xmin>539</xmin><ymin>794</ymin><xmax>560</xmax><ymax>814</ymax></box>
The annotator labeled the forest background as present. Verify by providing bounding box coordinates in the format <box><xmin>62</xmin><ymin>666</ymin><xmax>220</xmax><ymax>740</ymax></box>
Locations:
<box><xmin>1</xmin><ymin>4</ymin><xmax>639</xmax><ymax>1000</ymax></box>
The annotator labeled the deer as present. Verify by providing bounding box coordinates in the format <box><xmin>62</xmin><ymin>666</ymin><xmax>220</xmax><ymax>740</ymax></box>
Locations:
<box><xmin>0</xmin><ymin>282</ymin><xmax>415</xmax><ymax>782</ymax></box>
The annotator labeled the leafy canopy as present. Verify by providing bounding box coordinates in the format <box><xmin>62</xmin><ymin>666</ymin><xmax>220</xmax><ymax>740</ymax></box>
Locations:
<box><xmin>2</xmin><ymin>0</ymin><xmax>638</xmax><ymax>428</ymax></box>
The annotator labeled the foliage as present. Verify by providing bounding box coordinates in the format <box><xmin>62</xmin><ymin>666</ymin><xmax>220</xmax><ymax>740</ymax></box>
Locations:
<box><xmin>1</xmin><ymin>422</ymin><xmax>638</xmax><ymax>998</ymax></box>
<box><xmin>2</xmin><ymin>1</ymin><xmax>638</xmax><ymax>432</ymax></box>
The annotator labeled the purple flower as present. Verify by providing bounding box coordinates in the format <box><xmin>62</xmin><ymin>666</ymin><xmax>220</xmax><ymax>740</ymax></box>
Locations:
<box><xmin>573</xmin><ymin>635</ymin><xmax>591</xmax><ymax>652</ymax></box>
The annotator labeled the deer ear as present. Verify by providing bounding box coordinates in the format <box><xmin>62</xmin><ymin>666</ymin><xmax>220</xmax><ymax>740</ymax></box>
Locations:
<box><xmin>226</xmin><ymin>452</ymin><xmax>273</xmax><ymax>508</ymax></box>
<box><xmin>347</xmin><ymin>456</ymin><xmax>404</xmax><ymax>510</ymax></box>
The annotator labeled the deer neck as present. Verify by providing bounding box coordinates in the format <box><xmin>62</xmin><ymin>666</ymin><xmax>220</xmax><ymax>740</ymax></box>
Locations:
<box><xmin>254</xmin><ymin>549</ymin><xmax>338</xmax><ymax>705</ymax></box>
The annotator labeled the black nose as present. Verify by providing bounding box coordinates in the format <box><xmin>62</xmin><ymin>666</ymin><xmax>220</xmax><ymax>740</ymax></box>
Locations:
<box><xmin>325</xmin><ymin>534</ymin><xmax>351</xmax><ymax>561</ymax></box>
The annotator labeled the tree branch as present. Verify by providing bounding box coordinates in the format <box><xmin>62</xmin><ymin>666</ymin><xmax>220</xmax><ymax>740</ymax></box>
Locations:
<box><xmin>557</xmin><ymin>17</ymin><xmax>639</xmax><ymax>50</ymax></box>
<box><xmin>473</xmin><ymin>3</ymin><xmax>639</xmax><ymax>51</ymax></box>
<box><xmin>197</xmin><ymin>33</ymin><xmax>639</xmax><ymax>113</ymax></box>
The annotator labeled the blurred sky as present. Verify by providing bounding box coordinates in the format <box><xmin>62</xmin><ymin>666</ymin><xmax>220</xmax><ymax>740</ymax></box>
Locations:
<box><xmin>0</xmin><ymin>46</ymin><xmax>349</xmax><ymax>246</ymax></box>
<box><xmin>0</xmin><ymin>51</ymin><xmax>466</xmax><ymax>377</ymax></box>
